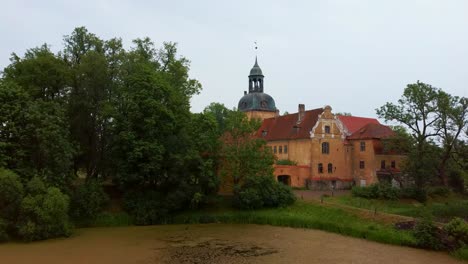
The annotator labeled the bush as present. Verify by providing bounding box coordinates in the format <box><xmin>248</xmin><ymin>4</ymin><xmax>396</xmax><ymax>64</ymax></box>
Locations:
<box><xmin>0</xmin><ymin>218</ymin><xmax>8</xmax><ymax>242</ymax></box>
<box><xmin>17</xmin><ymin>178</ymin><xmax>71</xmax><ymax>241</ymax></box>
<box><xmin>0</xmin><ymin>169</ymin><xmax>24</xmax><ymax>222</ymax></box>
<box><xmin>452</xmin><ymin>246</ymin><xmax>468</xmax><ymax>261</ymax></box>
<box><xmin>351</xmin><ymin>184</ymin><xmax>399</xmax><ymax>200</ymax></box>
<box><xmin>444</xmin><ymin>217</ymin><xmax>468</xmax><ymax>247</ymax></box>
<box><xmin>70</xmin><ymin>180</ymin><xmax>109</xmax><ymax>225</ymax></box>
<box><xmin>413</xmin><ymin>217</ymin><xmax>444</xmax><ymax>250</ymax></box>
<box><xmin>233</xmin><ymin>175</ymin><xmax>296</xmax><ymax>209</ymax></box>
<box><xmin>427</xmin><ymin>186</ymin><xmax>451</xmax><ymax>198</ymax></box>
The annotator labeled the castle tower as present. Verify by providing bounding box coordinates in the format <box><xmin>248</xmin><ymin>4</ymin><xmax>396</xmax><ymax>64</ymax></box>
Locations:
<box><xmin>237</xmin><ymin>57</ymin><xmax>277</xmax><ymax>120</ymax></box>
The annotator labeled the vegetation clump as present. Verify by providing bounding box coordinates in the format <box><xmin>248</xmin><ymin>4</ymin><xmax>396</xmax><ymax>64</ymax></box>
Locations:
<box><xmin>351</xmin><ymin>184</ymin><xmax>400</xmax><ymax>200</ymax></box>
<box><xmin>0</xmin><ymin>171</ymin><xmax>71</xmax><ymax>242</ymax></box>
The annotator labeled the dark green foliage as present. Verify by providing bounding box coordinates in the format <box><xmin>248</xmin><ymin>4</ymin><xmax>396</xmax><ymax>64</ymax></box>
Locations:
<box><xmin>401</xmin><ymin>187</ymin><xmax>428</xmax><ymax>203</ymax></box>
<box><xmin>427</xmin><ymin>186</ymin><xmax>451</xmax><ymax>198</ymax></box>
<box><xmin>452</xmin><ymin>246</ymin><xmax>468</xmax><ymax>261</ymax></box>
<box><xmin>0</xmin><ymin>169</ymin><xmax>24</xmax><ymax>222</ymax></box>
<box><xmin>448</xmin><ymin>169</ymin><xmax>465</xmax><ymax>193</ymax></box>
<box><xmin>17</xmin><ymin>178</ymin><xmax>71</xmax><ymax>241</ymax></box>
<box><xmin>70</xmin><ymin>180</ymin><xmax>109</xmax><ymax>225</ymax></box>
<box><xmin>413</xmin><ymin>217</ymin><xmax>443</xmax><ymax>250</ymax></box>
<box><xmin>351</xmin><ymin>184</ymin><xmax>400</xmax><ymax>200</ymax></box>
<box><xmin>0</xmin><ymin>218</ymin><xmax>8</xmax><ymax>242</ymax></box>
<box><xmin>1</xmin><ymin>45</ymin><xmax>75</xmax><ymax>185</ymax></box>
<box><xmin>123</xmin><ymin>189</ymin><xmax>189</xmax><ymax>225</ymax></box>
<box><xmin>233</xmin><ymin>175</ymin><xmax>296</xmax><ymax>210</ymax></box>
<box><xmin>444</xmin><ymin>217</ymin><xmax>468</xmax><ymax>247</ymax></box>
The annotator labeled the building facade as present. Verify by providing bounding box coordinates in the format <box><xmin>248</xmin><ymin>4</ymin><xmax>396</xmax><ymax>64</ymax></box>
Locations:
<box><xmin>238</xmin><ymin>58</ymin><xmax>404</xmax><ymax>189</ymax></box>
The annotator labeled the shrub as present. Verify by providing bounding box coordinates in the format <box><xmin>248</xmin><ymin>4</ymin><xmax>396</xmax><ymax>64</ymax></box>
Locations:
<box><xmin>452</xmin><ymin>246</ymin><xmax>468</xmax><ymax>261</ymax></box>
<box><xmin>70</xmin><ymin>180</ymin><xmax>109</xmax><ymax>225</ymax></box>
<box><xmin>0</xmin><ymin>218</ymin><xmax>8</xmax><ymax>242</ymax></box>
<box><xmin>123</xmin><ymin>189</ymin><xmax>187</xmax><ymax>225</ymax></box>
<box><xmin>413</xmin><ymin>217</ymin><xmax>444</xmax><ymax>250</ymax></box>
<box><xmin>233</xmin><ymin>175</ymin><xmax>296</xmax><ymax>209</ymax></box>
<box><xmin>351</xmin><ymin>184</ymin><xmax>399</xmax><ymax>200</ymax></box>
<box><xmin>0</xmin><ymin>169</ymin><xmax>24</xmax><ymax>222</ymax></box>
<box><xmin>17</xmin><ymin>178</ymin><xmax>71</xmax><ymax>241</ymax></box>
<box><xmin>427</xmin><ymin>186</ymin><xmax>451</xmax><ymax>198</ymax></box>
<box><xmin>444</xmin><ymin>217</ymin><xmax>468</xmax><ymax>247</ymax></box>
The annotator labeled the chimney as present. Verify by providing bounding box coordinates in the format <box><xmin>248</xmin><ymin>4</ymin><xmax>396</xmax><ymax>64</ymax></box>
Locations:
<box><xmin>298</xmin><ymin>104</ymin><xmax>305</xmax><ymax>123</ymax></box>
<box><xmin>244</xmin><ymin>91</ymin><xmax>247</xmax><ymax>95</ymax></box>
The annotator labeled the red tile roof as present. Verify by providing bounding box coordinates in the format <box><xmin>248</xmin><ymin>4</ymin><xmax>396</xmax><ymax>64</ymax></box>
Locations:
<box><xmin>337</xmin><ymin>116</ymin><xmax>380</xmax><ymax>134</ymax></box>
<box><xmin>256</xmin><ymin>108</ymin><xmax>323</xmax><ymax>141</ymax></box>
<box><xmin>347</xmin><ymin>123</ymin><xmax>395</xmax><ymax>140</ymax></box>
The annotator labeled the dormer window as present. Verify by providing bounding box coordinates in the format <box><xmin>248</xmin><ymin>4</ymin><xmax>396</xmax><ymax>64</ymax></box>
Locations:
<box><xmin>262</xmin><ymin>130</ymin><xmax>267</xmax><ymax>137</ymax></box>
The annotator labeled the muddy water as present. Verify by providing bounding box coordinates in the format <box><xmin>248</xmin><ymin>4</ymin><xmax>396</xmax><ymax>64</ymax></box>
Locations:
<box><xmin>0</xmin><ymin>224</ymin><xmax>463</xmax><ymax>264</ymax></box>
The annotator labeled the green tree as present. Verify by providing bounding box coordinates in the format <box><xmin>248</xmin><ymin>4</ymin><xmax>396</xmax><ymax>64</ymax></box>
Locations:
<box><xmin>377</xmin><ymin>81</ymin><xmax>441</xmax><ymax>187</ymax></box>
<box><xmin>219</xmin><ymin>111</ymin><xmax>268</xmax><ymax>188</ymax></box>
<box><xmin>436</xmin><ymin>93</ymin><xmax>468</xmax><ymax>185</ymax></box>
<box><xmin>0</xmin><ymin>79</ymin><xmax>74</xmax><ymax>185</ymax></box>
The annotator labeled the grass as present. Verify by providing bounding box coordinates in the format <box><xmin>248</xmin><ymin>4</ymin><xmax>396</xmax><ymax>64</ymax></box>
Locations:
<box><xmin>172</xmin><ymin>200</ymin><xmax>416</xmax><ymax>247</ymax></box>
<box><xmin>92</xmin><ymin>212</ymin><xmax>134</xmax><ymax>227</ymax></box>
<box><xmin>327</xmin><ymin>194</ymin><xmax>468</xmax><ymax>221</ymax></box>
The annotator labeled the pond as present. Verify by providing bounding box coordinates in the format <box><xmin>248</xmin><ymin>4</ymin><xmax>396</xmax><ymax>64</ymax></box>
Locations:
<box><xmin>0</xmin><ymin>224</ymin><xmax>463</xmax><ymax>264</ymax></box>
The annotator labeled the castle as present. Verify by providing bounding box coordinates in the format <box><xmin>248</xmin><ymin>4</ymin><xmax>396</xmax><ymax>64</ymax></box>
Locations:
<box><xmin>237</xmin><ymin>58</ymin><xmax>404</xmax><ymax>189</ymax></box>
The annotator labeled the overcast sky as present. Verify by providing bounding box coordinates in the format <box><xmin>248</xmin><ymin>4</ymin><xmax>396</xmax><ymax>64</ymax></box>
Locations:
<box><xmin>1</xmin><ymin>0</ymin><xmax>467</xmax><ymax>120</ymax></box>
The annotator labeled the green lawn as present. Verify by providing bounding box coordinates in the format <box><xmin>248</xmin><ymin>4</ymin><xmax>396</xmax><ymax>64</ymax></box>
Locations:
<box><xmin>325</xmin><ymin>194</ymin><xmax>468</xmax><ymax>221</ymax></box>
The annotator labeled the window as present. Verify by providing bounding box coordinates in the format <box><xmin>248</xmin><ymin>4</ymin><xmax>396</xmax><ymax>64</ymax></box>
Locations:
<box><xmin>262</xmin><ymin>130</ymin><xmax>267</xmax><ymax>137</ymax></box>
<box><xmin>328</xmin><ymin>163</ymin><xmax>333</xmax><ymax>173</ymax></box>
<box><xmin>359</xmin><ymin>161</ymin><xmax>365</xmax><ymax>169</ymax></box>
<box><xmin>322</xmin><ymin>142</ymin><xmax>330</xmax><ymax>154</ymax></box>
<box><xmin>360</xmin><ymin>141</ymin><xmax>366</xmax><ymax>152</ymax></box>
<box><xmin>325</xmin><ymin>125</ymin><xmax>331</xmax><ymax>134</ymax></box>
<box><xmin>273</xmin><ymin>146</ymin><xmax>277</xmax><ymax>154</ymax></box>
<box><xmin>391</xmin><ymin>161</ymin><xmax>396</xmax><ymax>168</ymax></box>
<box><xmin>318</xmin><ymin>163</ymin><xmax>323</xmax><ymax>173</ymax></box>
<box><xmin>284</xmin><ymin>145</ymin><xmax>288</xmax><ymax>154</ymax></box>
<box><xmin>381</xmin><ymin>160</ymin><xmax>386</xmax><ymax>169</ymax></box>
<box><xmin>279</xmin><ymin>146</ymin><xmax>283</xmax><ymax>154</ymax></box>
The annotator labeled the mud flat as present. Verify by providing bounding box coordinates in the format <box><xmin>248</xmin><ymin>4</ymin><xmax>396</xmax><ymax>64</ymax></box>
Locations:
<box><xmin>0</xmin><ymin>224</ymin><xmax>463</xmax><ymax>264</ymax></box>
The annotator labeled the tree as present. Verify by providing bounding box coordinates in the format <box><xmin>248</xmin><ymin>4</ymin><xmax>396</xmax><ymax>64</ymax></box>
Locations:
<box><xmin>436</xmin><ymin>93</ymin><xmax>468</xmax><ymax>185</ymax></box>
<box><xmin>218</xmin><ymin>111</ymin><xmax>269</xmax><ymax>188</ymax></box>
<box><xmin>377</xmin><ymin>81</ymin><xmax>441</xmax><ymax>187</ymax></box>
<box><xmin>0</xmin><ymin>79</ymin><xmax>74</xmax><ymax>185</ymax></box>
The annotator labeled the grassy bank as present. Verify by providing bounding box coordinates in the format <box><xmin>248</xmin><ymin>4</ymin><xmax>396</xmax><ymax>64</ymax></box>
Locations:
<box><xmin>172</xmin><ymin>201</ymin><xmax>416</xmax><ymax>247</ymax></box>
<box><xmin>326</xmin><ymin>195</ymin><xmax>468</xmax><ymax>221</ymax></box>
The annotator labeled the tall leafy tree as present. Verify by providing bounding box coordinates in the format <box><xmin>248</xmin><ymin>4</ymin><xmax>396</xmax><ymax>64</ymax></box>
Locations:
<box><xmin>1</xmin><ymin>45</ymin><xmax>74</xmax><ymax>185</ymax></box>
<box><xmin>377</xmin><ymin>81</ymin><xmax>441</xmax><ymax>186</ymax></box>
<box><xmin>218</xmin><ymin>110</ymin><xmax>271</xmax><ymax>188</ymax></box>
<box><xmin>436</xmin><ymin>93</ymin><xmax>468</xmax><ymax>185</ymax></box>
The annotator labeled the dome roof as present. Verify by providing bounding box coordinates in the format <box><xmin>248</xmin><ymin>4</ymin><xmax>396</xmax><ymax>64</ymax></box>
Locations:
<box><xmin>238</xmin><ymin>92</ymin><xmax>276</xmax><ymax>112</ymax></box>
<box><xmin>249</xmin><ymin>57</ymin><xmax>263</xmax><ymax>76</ymax></box>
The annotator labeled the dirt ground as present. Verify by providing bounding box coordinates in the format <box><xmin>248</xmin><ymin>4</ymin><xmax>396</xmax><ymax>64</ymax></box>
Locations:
<box><xmin>0</xmin><ymin>224</ymin><xmax>464</xmax><ymax>264</ymax></box>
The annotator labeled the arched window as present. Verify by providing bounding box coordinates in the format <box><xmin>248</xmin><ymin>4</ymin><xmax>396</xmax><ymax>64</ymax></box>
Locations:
<box><xmin>328</xmin><ymin>163</ymin><xmax>333</xmax><ymax>173</ymax></box>
<box><xmin>318</xmin><ymin>163</ymin><xmax>323</xmax><ymax>173</ymax></box>
<box><xmin>322</xmin><ymin>142</ymin><xmax>329</xmax><ymax>154</ymax></box>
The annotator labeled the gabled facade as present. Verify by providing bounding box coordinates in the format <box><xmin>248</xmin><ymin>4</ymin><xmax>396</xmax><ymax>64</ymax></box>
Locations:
<box><xmin>257</xmin><ymin>105</ymin><xmax>404</xmax><ymax>189</ymax></box>
<box><xmin>237</xmin><ymin>58</ymin><xmax>404</xmax><ymax>189</ymax></box>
